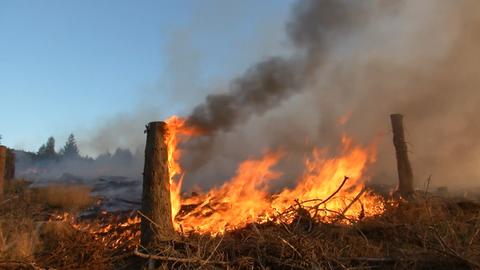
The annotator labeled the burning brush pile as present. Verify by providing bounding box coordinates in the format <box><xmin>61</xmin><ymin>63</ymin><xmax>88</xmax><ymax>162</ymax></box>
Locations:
<box><xmin>26</xmin><ymin>116</ymin><xmax>473</xmax><ymax>270</ymax></box>
<box><xmin>2</xmin><ymin>0</ymin><xmax>480</xmax><ymax>267</ymax></box>
<box><xmin>0</xmin><ymin>115</ymin><xmax>479</xmax><ymax>270</ymax></box>
<box><xmin>165</xmin><ymin>116</ymin><xmax>385</xmax><ymax>235</ymax></box>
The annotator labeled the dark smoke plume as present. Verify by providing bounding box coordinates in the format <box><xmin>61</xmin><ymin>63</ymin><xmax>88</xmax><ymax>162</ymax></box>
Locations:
<box><xmin>181</xmin><ymin>0</ymin><xmax>480</xmax><ymax>191</ymax></box>
<box><xmin>48</xmin><ymin>0</ymin><xmax>479</xmax><ymax>193</ymax></box>
<box><xmin>186</xmin><ymin>0</ymin><xmax>373</xmax><ymax>134</ymax></box>
<box><xmin>183</xmin><ymin>0</ymin><xmax>380</xmax><ymax>174</ymax></box>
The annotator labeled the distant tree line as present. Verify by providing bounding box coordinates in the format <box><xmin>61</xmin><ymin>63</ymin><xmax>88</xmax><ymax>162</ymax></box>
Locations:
<box><xmin>33</xmin><ymin>133</ymin><xmax>138</xmax><ymax>165</ymax></box>
<box><xmin>12</xmin><ymin>133</ymin><xmax>142</xmax><ymax>179</ymax></box>
<box><xmin>36</xmin><ymin>134</ymin><xmax>80</xmax><ymax>161</ymax></box>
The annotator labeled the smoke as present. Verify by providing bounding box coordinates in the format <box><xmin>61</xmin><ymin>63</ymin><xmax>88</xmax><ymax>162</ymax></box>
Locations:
<box><xmin>78</xmin><ymin>109</ymin><xmax>160</xmax><ymax>157</ymax></box>
<box><xmin>17</xmin><ymin>0</ymin><xmax>480</xmax><ymax>192</ymax></box>
<box><xmin>181</xmin><ymin>0</ymin><xmax>480</xmax><ymax>190</ymax></box>
<box><xmin>15</xmin><ymin>149</ymin><xmax>143</xmax><ymax>181</ymax></box>
<box><xmin>182</xmin><ymin>0</ymin><xmax>379</xmax><ymax>175</ymax></box>
<box><xmin>186</xmin><ymin>0</ymin><xmax>375</xmax><ymax>133</ymax></box>
<box><xmin>306</xmin><ymin>0</ymin><xmax>480</xmax><ymax>189</ymax></box>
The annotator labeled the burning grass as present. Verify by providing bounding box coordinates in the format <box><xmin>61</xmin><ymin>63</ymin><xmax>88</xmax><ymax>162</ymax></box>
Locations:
<box><xmin>1</xmin><ymin>179</ymin><xmax>479</xmax><ymax>270</ymax></box>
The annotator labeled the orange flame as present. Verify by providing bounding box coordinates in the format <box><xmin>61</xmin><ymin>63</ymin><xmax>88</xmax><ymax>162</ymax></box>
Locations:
<box><xmin>49</xmin><ymin>212</ymin><xmax>141</xmax><ymax>249</ymax></box>
<box><xmin>165</xmin><ymin>116</ymin><xmax>201</xmax><ymax>227</ymax></box>
<box><xmin>271</xmin><ymin>136</ymin><xmax>382</xmax><ymax>220</ymax></box>
<box><xmin>164</xmin><ymin>116</ymin><xmax>386</xmax><ymax>235</ymax></box>
<box><xmin>51</xmin><ymin>115</ymin><xmax>387</xmax><ymax>247</ymax></box>
<box><xmin>177</xmin><ymin>151</ymin><xmax>283</xmax><ymax>233</ymax></box>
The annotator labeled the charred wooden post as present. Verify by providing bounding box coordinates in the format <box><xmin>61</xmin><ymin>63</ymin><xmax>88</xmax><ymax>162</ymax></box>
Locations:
<box><xmin>5</xmin><ymin>149</ymin><xmax>15</xmax><ymax>180</ymax></box>
<box><xmin>0</xmin><ymin>146</ymin><xmax>6</xmax><ymax>198</ymax></box>
<box><xmin>390</xmin><ymin>114</ymin><xmax>414</xmax><ymax>197</ymax></box>
<box><xmin>140</xmin><ymin>122</ymin><xmax>175</xmax><ymax>252</ymax></box>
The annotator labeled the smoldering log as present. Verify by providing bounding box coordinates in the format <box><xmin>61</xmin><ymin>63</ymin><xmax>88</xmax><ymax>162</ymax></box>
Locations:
<box><xmin>140</xmin><ymin>121</ymin><xmax>175</xmax><ymax>251</ymax></box>
<box><xmin>0</xmin><ymin>146</ymin><xmax>6</xmax><ymax>198</ymax></box>
<box><xmin>390</xmin><ymin>114</ymin><xmax>414</xmax><ymax>197</ymax></box>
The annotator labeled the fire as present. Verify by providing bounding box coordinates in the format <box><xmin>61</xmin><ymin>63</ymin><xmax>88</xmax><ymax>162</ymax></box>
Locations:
<box><xmin>177</xmin><ymin>151</ymin><xmax>283</xmax><ymax>233</ymax></box>
<box><xmin>49</xmin><ymin>115</ymin><xmax>387</xmax><ymax>248</ymax></box>
<box><xmin>165</xmin><ymin>116</ymin><xmax>386</xmax><ymax>235</ymax></box>
<box><xmin>164</xmin><ymin>116</ymin><xmax>202</xmax><ymax>226</ymax></box>
<box><xmin>50</xmin><ymin>212</ymin><xmax>141</xmax><ymax>250</ymax></box>
<box><xmin>271</xmin><ymin>136</ymin><xmax>382</xmax><ymax>221</ymax></box>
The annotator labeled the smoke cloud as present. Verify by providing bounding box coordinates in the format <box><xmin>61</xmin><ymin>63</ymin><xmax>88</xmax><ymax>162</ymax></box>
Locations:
<box><xmin>18</xmin><ymin>0</ymin><xmax>480</xmax><ymax>193</ymax></box>
<box><xmin>181</xmin><ymin>0</ymin><xmax>480</xmax><ymax>190</ymax></box>
<box><xmin>186</xmin><ymin>0</ymin><xmax>375</xmax><ymax>133</ymax></box>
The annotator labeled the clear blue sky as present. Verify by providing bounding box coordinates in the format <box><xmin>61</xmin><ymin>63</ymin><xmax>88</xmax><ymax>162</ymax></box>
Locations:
<box><xmin>0</xmin><ymin>0</ymin><xmax>293</xmax><ymax>153</ymax></box>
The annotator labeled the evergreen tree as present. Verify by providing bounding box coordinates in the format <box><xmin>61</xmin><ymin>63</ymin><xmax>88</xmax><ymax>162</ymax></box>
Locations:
<box><xmin>45</xmin><ymin>137</ymin><xmax>56</xmax><ymax>159</ymax></box>
<box><xmin>37</xmin><ymin>136</ymin><xmax>57</xmax><ymax>160</ymax></box>
<box><xmin>61</xmin><ymin>134</ymin><xmax>80</xmax><ymax>158</ymax></box>
<box><xmin>37</xmin><ymin>144</ymin><xmax>46</xmax><ymax>156</ymax></box>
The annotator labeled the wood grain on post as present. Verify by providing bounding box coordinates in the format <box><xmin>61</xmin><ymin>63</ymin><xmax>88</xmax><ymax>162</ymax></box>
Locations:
<box><xmin>390</xmin><ymin>114</ymin><xmax>414</xmax><ymax>197</ymax></box>
<box><xmin>140</xmin><ymin>122</ymin><xmax>175</xmax><ymax>251</ymax></box>
<box><xmin>0</xmin><ymin>146</ymin><xmax>6</xmax><ymax>199</ymax></box>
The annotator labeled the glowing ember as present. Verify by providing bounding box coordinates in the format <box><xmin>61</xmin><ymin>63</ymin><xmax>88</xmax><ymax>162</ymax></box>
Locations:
<box><xmin>50</xmin><ymin>212</ymin><xmax>141</xmax><ymax>250</ymax></box>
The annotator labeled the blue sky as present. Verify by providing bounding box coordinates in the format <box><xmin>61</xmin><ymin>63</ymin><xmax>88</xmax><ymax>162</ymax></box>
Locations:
<box><xmin>0</xmin><ymin>0</ymin><xmax>294</xmax><ymax>153</ymax></box>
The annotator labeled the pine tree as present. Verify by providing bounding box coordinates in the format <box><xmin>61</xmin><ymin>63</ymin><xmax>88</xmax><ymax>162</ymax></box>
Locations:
<box><xmin>37</xmin><ymin>144</ymin><xmax>46</xmax><ymax>156</ymax></box>
<box><xmin>37</xmin><ymin>136</ymin><xmax>57</xmax><ymax>160</ymax></box>
<box><xmin>45</xmin><ymin>137</ymin><xmax>56</xmax><ymax>159</ymax></box>
<box><xmin>61</xmin><ymin>134</ymin><xmax>80</xmax><ymax>158</ymax></box>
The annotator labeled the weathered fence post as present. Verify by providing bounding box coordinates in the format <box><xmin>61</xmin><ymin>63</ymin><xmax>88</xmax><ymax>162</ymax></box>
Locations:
<box><xmin>5</xmin><ymin>149</ymin><xmax>15</xmax><ymax>181</ymax></box>
<box><xmin>140</xmin><ymin>122</ymin><xmax>175</xmax><ymax>252</ymax></box>
<box><xmin>390</xmin><ymin>114</ymin><xmax>414</xmax><ymax>198</ymax></box>
<box><xmin>0</xmin><ymin>146</ymin><xmax>6</xmax><ymax>199</ymax></box>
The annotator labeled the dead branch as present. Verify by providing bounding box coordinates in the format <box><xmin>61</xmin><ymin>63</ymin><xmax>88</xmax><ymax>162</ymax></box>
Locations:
<box><xmin>278</xmin><ymin>236</ymin><xmax>302</xmax><ymax>258</ymax></box>
<box><xmin>133</xmin><ymin>248</ymin><xmax>228</xmax><ymax>265</ymax></box>
<box><xmin>301</xmin><ymin>176</ymin><xmax>350</xmax><ymax>205</ymax></box>
<box><xmin>197</xmin><ymin>235</ymin><xmax>224</xmax><ymax>269</ymax></box>
<box><xmin>0</xmin><ymin>261</ymin><xmax>50</xmax><ymax>270</ymax></box>
<box><xmin>334</xmin><ymin>187</ymin><xmax>366</xmax><ymax>223</ymax></box>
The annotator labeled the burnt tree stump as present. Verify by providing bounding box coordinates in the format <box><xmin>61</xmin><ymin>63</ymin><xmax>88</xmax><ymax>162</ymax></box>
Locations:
<box><xmin>140</xmin><ymin>121</ymin><xmax>175</xmax><ymax>252</ymax></box>
<box><xmin>0</xmin><ymin>146</ymin><xmax>6</xmax><ymax>198</ymax></box>
<box><xmin>390</xmin><ymin>114</ymin><xmax>414</xmax><ymax>197</ymax></box>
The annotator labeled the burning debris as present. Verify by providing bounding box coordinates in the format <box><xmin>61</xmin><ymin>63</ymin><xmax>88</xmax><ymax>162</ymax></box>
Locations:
<box><xmin>49</xmin><ymin>211</ymin><xmax>141</xmax><ymax>251</ymax></box>
<box><xmin>1</xmin><ymin>0</ymin><xmax>480</xmax><ymax>269</ymax></box>
<box><xmin>0</xmin><ymin>114</ymin><xmax>479</xmax><ymax>270</ymax></box>
<box><xmin>165</xmin><ymin>117</ymin><xmax>385</xmax><ymax>234</ymax></box>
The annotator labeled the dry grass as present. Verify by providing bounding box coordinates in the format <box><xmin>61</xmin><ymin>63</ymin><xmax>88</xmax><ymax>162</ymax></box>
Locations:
<box><xmin>0</xmin><ymin>182</ymin><xmax>39</xmax><ymax>263</ymax></box>
<box><xmin>0</xmin><ymin>223</ymin><xmax>38</xmax><ymax>261</ymax></box>
<box><xmin>33</xmin><ymin>184</ymin><xmax>94</xmax><ymax>211</ymax></box>
<box><xmin>0</xmin><ymin>180</ymin><xmax>111</xmax><ymax>270</ymax></box>
<box><xmin>0</xmin><ymin>179</ymin><xmax>479</xmax><ymax>270</ymax></box>
<box><xmin>136</xmin><ymin>195</ymin><xmax>480</xmax><ymax>270</ymax></box>
<box><xmin>3</xmin><ymin>178</ymin><xmax>31</xmax><ymax>195</ymax></box>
